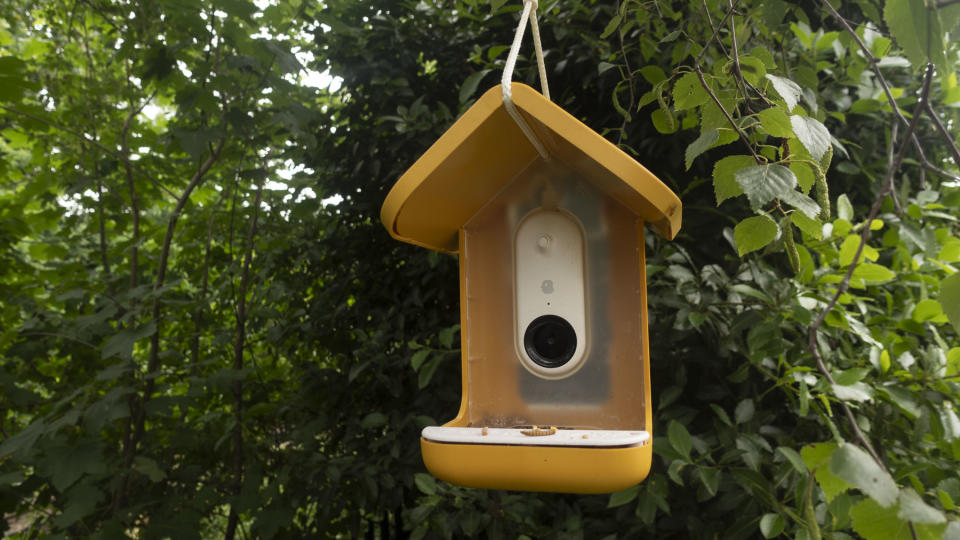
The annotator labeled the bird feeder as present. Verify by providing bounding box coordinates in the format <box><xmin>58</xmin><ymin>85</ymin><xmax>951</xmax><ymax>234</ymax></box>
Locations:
<box><xmin>381</xmin><ymin>82</ymin><xmax>681</xmax><ymax>494</ymax></box>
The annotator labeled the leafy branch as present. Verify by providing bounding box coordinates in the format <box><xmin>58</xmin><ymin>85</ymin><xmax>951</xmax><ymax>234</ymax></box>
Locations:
<box><xmin>818</xmin><ymin>0</ymin><xmax>960</xmax><ymax>181</ymax></box>
<box><xmin>807</xmin><ymin>63</ymin><xmax>933</xmax><ymax>538</ymax></box>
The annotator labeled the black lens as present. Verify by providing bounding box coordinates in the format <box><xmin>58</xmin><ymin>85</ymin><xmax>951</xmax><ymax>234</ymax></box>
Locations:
<box><xmin>524</xmin><ymin>315</ymin><xmax>577</xmax><ymax>369</ymax></box>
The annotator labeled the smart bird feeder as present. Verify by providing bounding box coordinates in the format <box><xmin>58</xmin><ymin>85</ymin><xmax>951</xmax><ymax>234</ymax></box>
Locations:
<box><xmin>380</xmin><ymin>81</ymin><xmax>681</xmax><ymax>493</ymax></box>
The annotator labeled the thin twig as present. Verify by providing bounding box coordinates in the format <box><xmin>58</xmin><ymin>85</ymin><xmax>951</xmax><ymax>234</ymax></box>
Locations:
<box><xmin>696</xmin><ymin>0</ymin><xmax>742</xmax><ymax>65</ymax></box>
<box><xmin>692</xmin><ymin>0</ymin><xmax>761</xmax><ymax>163</ymax></box>
<box><xmin>701</xmin><ymin>0</ymin><xmax>729</xmax><ymax>57</ymax></box>
<box><xmin>224</xmin><ymin>178</ymin><xmax>264</xmax><ymax>540</ymax></box>
<box><xmin>807</xmin><ymin>63</ymin><xmax>934</xmax><ymax>471</ymax></box>
<box><xmin>726</xmin><ymin>0</ymin><xmax>754</xmax><ymax>113</ymax></box>
<box><xmin>616</xmin><ymin>22</ymin><xmax>635</xmax><ymax>146</ymax></box>
<box><xmin>887</xmin><ymin>121</ymin><xmax>903</xmax><ymax>214</ymax></box>
<box><xmin>923</xmin><ymin>100</ymin><xmax>960</xmax><ymax>169</ymax></box>
<box><xmin>693</xmin><ymin>65</ymin><xmax>761</xmax><ymax>163</ymax></box>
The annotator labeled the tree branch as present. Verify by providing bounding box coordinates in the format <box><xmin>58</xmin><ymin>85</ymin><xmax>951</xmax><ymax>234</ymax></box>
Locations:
<box><xmin>192</xmin><ymin>188</ymin><xmax>228</xmax><ymax>375</ymax></box>
<box><xmin>224</xmin><ymin>179</ymin><xmax>264</xmax><ymax>540</ymax></box>
<box><xmin>130</xmin><ymin>137</ymin><xmax>226</xmax><ymax>460</ymax></box>
<box><xmin>807</xmin><ymin>63</ymin><xmax>934</xmax><ymax>471</ymax></box>
<box><xmin>121</xmin><ymin>100</ymin><xmax>143</xmax><ymax>292</ymax></box>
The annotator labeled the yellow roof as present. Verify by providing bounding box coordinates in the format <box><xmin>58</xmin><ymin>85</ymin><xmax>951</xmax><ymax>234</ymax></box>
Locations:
<box><xmin>381</xmin><ymin>83</ymin><xmax>681</xmax><ymax>253</ymax></box>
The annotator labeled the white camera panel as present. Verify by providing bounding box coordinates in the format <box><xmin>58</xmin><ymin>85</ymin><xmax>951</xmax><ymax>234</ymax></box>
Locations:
<box><xmin>514</xmin><ymin>209</ymin><xmax>588</xmax><ymax>379</ymax></box>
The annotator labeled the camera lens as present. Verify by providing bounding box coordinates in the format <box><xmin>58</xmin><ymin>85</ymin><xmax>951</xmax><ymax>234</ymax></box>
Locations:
<box><xmin>524</xmin><ymin>315</ymin><xmax>577</xmax><ymax>369</ymax></box>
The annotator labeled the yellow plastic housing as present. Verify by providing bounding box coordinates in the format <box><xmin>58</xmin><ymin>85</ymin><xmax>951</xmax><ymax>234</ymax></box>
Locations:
<box><xmin>381</xmin><ymin>83</ymin><xmax>681</xmax><ymax>253</ymax></box>
<box><xmin>421</xmin><ymin>434</ymin><xmax>652</xmax><ymax>494</ymax></box>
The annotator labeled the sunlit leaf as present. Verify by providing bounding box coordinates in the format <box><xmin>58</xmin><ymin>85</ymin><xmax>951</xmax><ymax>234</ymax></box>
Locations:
<box><xmin>734</xmin><ymin>215</ymin><xmax>778</xmax><ymax>256</ymax></box>
<box><xmin>735</xmin><ymin>165</ymin><xmax>798</xmax><ymax>208</ymax></box>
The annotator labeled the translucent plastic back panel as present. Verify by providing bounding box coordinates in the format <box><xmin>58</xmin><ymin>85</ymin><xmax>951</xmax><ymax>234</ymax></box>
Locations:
<box><xmin>462</xmin><ymin>159</ymin><xmax>648</xmax><ymax>430</ymax></box>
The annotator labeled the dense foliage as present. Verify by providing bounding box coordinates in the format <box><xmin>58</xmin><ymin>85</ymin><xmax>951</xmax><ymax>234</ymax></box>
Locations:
<box><xmin>1</xmin><ymin>0</ymin><xmax>959</xmax><ymax>538</ymax></box>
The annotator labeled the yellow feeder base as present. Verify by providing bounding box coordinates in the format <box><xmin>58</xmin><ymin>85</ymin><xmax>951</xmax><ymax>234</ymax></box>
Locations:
<box><xmin>420</xmin><ymin>436</ymin><xmax>652</xmax><ymax>494</ymax></box>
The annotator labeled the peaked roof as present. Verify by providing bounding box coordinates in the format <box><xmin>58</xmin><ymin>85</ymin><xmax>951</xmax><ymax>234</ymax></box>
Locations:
<box><xmin>381</xmin><ymin>83</ymin><xmax>681</xmax><ymax>253</ymax></box>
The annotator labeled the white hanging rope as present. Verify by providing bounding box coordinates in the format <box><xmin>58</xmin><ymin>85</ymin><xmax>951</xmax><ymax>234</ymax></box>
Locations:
<box><xmin>501</xmin><ymin>0</ymin><xmax>551</xmax><ymax>160</ymax></box>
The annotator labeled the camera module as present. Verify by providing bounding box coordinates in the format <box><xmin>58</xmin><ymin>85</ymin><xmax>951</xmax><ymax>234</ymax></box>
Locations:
<box><xmin>523</xmin><ymin>315</ymin><xmax>577</xmax><ymax>368</ymax></box>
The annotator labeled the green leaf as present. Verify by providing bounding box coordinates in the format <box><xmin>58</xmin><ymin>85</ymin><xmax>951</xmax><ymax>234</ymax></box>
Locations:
<box><xmin>830</xmin><ymin>444</ymin><xmax>898</xmax><ymax>507</ymax></box>
<box><xmin>651</xmin><ymin>108</ymin><xmax>677</xmax><ymax>134</ymax></box>
<box><xmin>852</xmin><ymin>263</ymin><xmax>896</xmax><ymax>284</ymax></box>
<box><xmin>410</xmin><ymin>349</ymin><xmax>430</xmax><ymax>371</ymax></box>
<box><xmin>791</xmin><ymin>210</ymin><xmax>822</xmax><ymax>239</ymax></box>
<box><xmin>263</xmin><ymin>40</ymin><xmax>302</xmax><ymax>73</ymax></box>
<box><xmin>735</xmin><ymin>399</ymin><xmax>755</xmax><ymax>424</ymax></box>
<box><xmin>735</xmin><ymin>164</ymin><xmax>798</xmax><ymax>208</ymax></box>
<box><xmin>173</xmin><ymin>127</ymin><xmax>219</xmax><ymax>159</ymax></box>
<box><xmin>777</xmin><ymin>446</ymin><xmax>807</xmax><ymax>474</ymax></box>
<box><xmin>838</xmin><ymin>234</ymin><xmax>878</xmax><ymax>266</ymax></box>
<box><xmin>898</xmin><ymin>488</ymin><xmax>946</xmax><ymax>524</ymax></box>
<box><xmin>47</xmin><ymin>440</ymin><xmax>107</xmax><ymax>491</ymax></box>
<box><xmin>102</xmin><ymin>322</ymin><xmax>157</xmax><ymax>360</ymax></box>
<box><xmin>712</xmin><ymin>155</ymin><xmax>753</xmax><ymax>204</ymax></box>
<box><xmin>878</xmin><ymin>386</ymin><xmax>921</xmax><ymax>418</ymax></box>
<box><xmin>667</xmin><ymin>420</ymin><xmax>693</xmax><ymax>461</ymax></box>
<box><xmin>608</xmin><ymin>484</ymin><xmax>641</xmax><ymax>507</ymax></box>
<box><xmin>852</xmin><ymin>498</ymin><xmax>947</xmax><ymax>540</ymax></box>
<box><xmin>597</xmin><ymin>62</ymin><xmax>617</xmax><ymax>75</ymax></box>
<box><xmin>360</xmin><ymin>412</ymin><xmax>388</xmax><ymax>430</ymax></box>
<box><xmin>0</xmin><ymin>56</ymin><xmax>37</xmax><ymax>101</ymax></box>
<box><xmin>639</xmin><ymin>65</ymin><xmax>667</xmax><ymax>84</ymax></box>
<box><xmin>832</xmin><ymin>382</ymin><xmax>874</xmax><ymax>402</ymax></box>
<box><xmin>734</xmin><ymin>215</ymin><xmax>778</xmax><ymax>256</ymax></box>
<box><xmin>790</xmin><ymin>115</ymin><xmax>831</xmax><ymax>162</ymax></box>
<box><xmin>781</xmin><ymin>190</ymin><xmax>821</xmax><ymax>219</ymax></box>
<box><xmin>939</xmin><ymin>273</ymin><xmax>960</xmax><ymax>334</ymax></box>
<box><xmin>459</xmin><ymin>70</ymin><xmax>491</xmax><ymax>103</ymax></box>
<box><xmin>414</xmin><ymin>472</ymin><xmax>436</xmax><ymax>495</ymax></box>
<box><xmin>710</xmin><ymin>404</ymin><xmax>733</xmax><ymax>426</ymax></box>
<box><xmin>438</xmin><ymin>325</ymin><xmax>458</xmax><ymax>348</ymax></box>
<box><xmin>759</xmin><ymin>513</ymin><xmax>786</xmax><ymax>538</ymax></box>
<box><xmin>766</xmin><ymin>74</ymin><xmax>802</xmax><ymax>111</ymax></box>
<box><xmin>801</xmin><ymin>442</ymin><xmax>852</xmax><ymax>501</ymax></box>
<box><xmin>835</xmin><ymin>367</ymin><xmax>870</xmax><ymax>386</ymax></box>
<box><xmin>948</xmin><ymin>347</ymin><xmax>960</xmax><ymax>376</ymax></box>
<box><xmin>53</xmin><ymin>482</ymin><xmax>105</xmax><ymax>528</ymax></box>
<box><xmin>837</xmin><ymin>193</ymin><xmax>854</xmax><ymax>220</ymax></box>
<box><xmin>758</xmin><ymin>107</ymin><xmax>794</xmax><ymax>138</ymax></box>
<box><xmin>698</xmin><ymin>467</ymin><xmax>720</xmax><ymax>497</ymax></box>
<box><xmin>884</xmin><ymin>0</ymin><xmax>948</xmax><ymax>70</ymax></box>
<box><xmin>735</xmin><ymin>56</ymin><xmax>767</xmax><ymax>86</ymax></box>
<box><xmin>685</xmin><ymin>129</ymin><xmax>719</xmax><ymax>170</ymax></box>
<box><xmin>418</xmin><ymin>355</ymin><xmax>443</xmax><ymax>388</ymax></box>
<box><xmin>600</xmin><ymin>14</ymin><xmax>622</xmax><ymax>39</ymax></box>
<box><xmin>912</xmin><ymin>299</ymin><xmax>944</xmax><ymax>322</ymax></box>
<box><xmin>133</xmin><ymin>456</ymin><xmax>166</xmax><ymax>482</ymax></box>
<box><xmin>673</xmin><ymin>71</ymin><xmax>709</xmax><ymax>111</ymax></box>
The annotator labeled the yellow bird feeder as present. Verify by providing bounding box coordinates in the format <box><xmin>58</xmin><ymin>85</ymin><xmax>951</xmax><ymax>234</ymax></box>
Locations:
<box><xmin>380</xmin><ymin>1</ymin><xmax>681</xmax><ymax>494</ymax></box>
